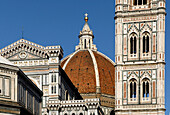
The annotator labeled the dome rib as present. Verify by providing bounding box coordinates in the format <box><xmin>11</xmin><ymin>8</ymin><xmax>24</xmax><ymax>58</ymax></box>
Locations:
<box><xmin>93</xmin><ymin>51</ymin><xmax>115</xmax><ymax>95</ymax></box>
<box><xmin>61</xmin><ymin>49</ymin><xmax>115</xmax><ymax>97</ymax></box>
<box><xmin>88</xmin><ymin>50</ymin><xmax>101</xmax><ymax>94</ymax></box>
<box><xmin>96</xmin><ymin>51</ymin><xmax>115</xmax><ymax>66</ymax></box>
<box><xmin>63</xmin><ymin>50</ymin><xmax>79</xmax><ymax>70</ymax></box>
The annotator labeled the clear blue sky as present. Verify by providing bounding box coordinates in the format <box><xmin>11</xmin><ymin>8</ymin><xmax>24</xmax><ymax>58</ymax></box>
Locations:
<box><xmin>0</xmin><ymin>0</ymin><xmax>169</xmax><ymax>114</ymax></box>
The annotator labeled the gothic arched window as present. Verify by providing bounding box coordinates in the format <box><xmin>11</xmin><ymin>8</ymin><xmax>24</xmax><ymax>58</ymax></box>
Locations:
<box><xmin>51</xmin><ymin>86</ymin><xmax>56</xmax><ymax>94</ymax></box>
<box><xmin>142</xmin><ymin>78</ymin><xmax>150</xmax><ymax>100</ymax></box>
<box><xmin>130</xmin><ymin>34</ymin><xmax>137</xmax><ymax>54</ymax></box>
<box><xmin>143</xmin><ymin>33</ymin><xmax>150</xmax><ymax>53</ymax></box>
<box><xmin>133</xmin><ymin>0</ymin><xmax>147</xmax><ymax>5</ymax></box>
<box><xmin>51</xmin><ymin>73</ymin><xmax>56</xmax><ymax>83</ymax></box>
<box><xmin>130</xmin><ymin>79</ymin><xmax>137</xmax><ymax>99</ymax></box>
<box><xmin>53</xmin><ymin>74</ymin><xmax>56</xmax><ymax>82</ymax></box>
<box><xmin>54</xmin><ymin>86</ymin><xmax>56</xmax><ymax>94</ymax></box>
<box><xmin>51</xmin><ymin>74</ymin><xmax>53</xmax><ymax>82</ymax></box>
<box><xmin>51</xmin><ymin>86</ymin><xmax>53</xmax><ymax>94</ymax></box>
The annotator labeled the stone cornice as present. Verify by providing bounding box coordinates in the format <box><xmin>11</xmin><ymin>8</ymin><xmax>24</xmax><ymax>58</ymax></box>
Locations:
<box><xmin>115</xmin><ymin>8</ymin><xmax>166</xmax><ymax>20</ymax></box>
<box><xmin>115</xmin><ymin>104</ymin><xmax>166</xmax><ymax>112</ymax></box>
<box><xmin>47</xmin><ymin>98</ymin><xmax>100</xmax><ymax>110</ymax></box>
<box><xmin>115</xmin><ymin>61</ymin><xmax>165</xmax><ymax>67</ymax></box>
<box><xmin>0</xmin><ymin>63</ymin><xmax>19</xmax><ymax>72</ymax></box>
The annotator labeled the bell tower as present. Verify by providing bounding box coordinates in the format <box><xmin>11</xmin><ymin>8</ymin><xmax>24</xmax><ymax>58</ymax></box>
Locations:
<box><xmin>115</xmin><ymin>0</ymin><xmax>166</xmax><ymax>114</ymax></box>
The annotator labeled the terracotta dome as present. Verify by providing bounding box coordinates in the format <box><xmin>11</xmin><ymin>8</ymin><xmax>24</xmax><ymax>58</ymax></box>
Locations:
<box><xmin>61</xmin><ymin>14</ymin><xmax>115</xmax><ymax>107</ymax></box>
<box><xmin>61</xmin><ymin>50</ymin><xmax>115</xmax><ymax>96</ymax></box>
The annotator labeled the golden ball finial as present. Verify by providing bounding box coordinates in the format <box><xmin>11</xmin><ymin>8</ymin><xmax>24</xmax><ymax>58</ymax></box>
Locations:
<box><xmin>84</xmin><ymin>13</ymin><xmax>88</xmax><ymax>22</ymax></box>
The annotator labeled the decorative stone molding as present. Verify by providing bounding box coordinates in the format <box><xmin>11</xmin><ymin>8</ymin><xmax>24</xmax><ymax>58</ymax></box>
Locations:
<box><xmin>47</xmin><ymin>98</ymin><xmax>100</xmax><ymax>114</ymax></box>
<box><xmin>0</xmin><ymin>39</ymin><xmax>63</xmax><ymax>60</ymax></box>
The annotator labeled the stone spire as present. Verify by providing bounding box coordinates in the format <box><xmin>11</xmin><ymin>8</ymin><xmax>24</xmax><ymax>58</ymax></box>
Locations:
<box><xmin>75</xmin><ymin>13</ymin><xmax>97</xmax><ymax>51</ymax></box>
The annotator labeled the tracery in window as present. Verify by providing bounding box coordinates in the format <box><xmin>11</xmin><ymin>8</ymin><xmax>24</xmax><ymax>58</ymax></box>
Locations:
<box><xmin>142</xmin><ymin>78</ymin><xmax>150</xmax><ymax>100</ymax></box>
<box><xmin>130</xmin><ymin>33</ymin><xmax>137</xmax><ymax>55</ymax></box>
<box><xmin>143</xmin><ymin>32</ymin><xmax>150</xmax><ymax>53</ymax></box>
<box><xmin>133</xmin><ymin>0</ymin><xmax>147</xmax><ymax>5</ymax></box>
<box><xmin>51</xmin><ymin>86</ymin><xmax>56</xmax><ymax>94</ymax></box>
<box><xmin>51</xmin><ymin>73</ymin><xmax>56</xmax><ymax>83</ymax></box>
<box><xmin>130</xmin><ymin>79</ymin><xmax>137</xmax><ymax>100</ymax></box>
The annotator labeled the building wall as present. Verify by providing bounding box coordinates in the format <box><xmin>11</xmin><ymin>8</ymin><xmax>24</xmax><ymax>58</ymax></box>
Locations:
<box><xmin>0</xmin><ymin>67</ymin><xmax>17</xmax><ymax>102</ymax></box>
<box><xmin>0</xmin><ymin>58</ymin><xmax>42</xmax><ymax>115</ymax></box>
<box><xmin>17</xmin><ymin>70</ymin><xmax>43</xmax><ymax>115</ymax></box>
<box><xmin>115</xmin><ymin>0</ymin><xmax>166</xmax><ymax>114</ymax></box>
<box><xmin>0</xmin><ymin>39</ymin><xmax>79</xmax><ymax>115</ymax></box>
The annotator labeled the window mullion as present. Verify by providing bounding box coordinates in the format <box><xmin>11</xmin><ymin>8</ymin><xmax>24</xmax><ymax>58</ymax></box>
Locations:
<box><xmin>133</xmin><ymin>37</ymin><xmax>135</xmax><ymax>54</ymax></box>
<box><xmin>132</xmin><ymin>37</ymin><xmax>134</xmax><ymax>54</ymax></box>
<box><xmin>142</xmin><ymin>0</ymin><xmax>143</xmax><ymax>5</ymax></box>
<box><xmin>145</xmin><ymin>36</ymin><xmax>147</xmax><ymax>53</ymax></box>
<box><xmin>145</xmin><ymin>81</ymin><xmax>147</xmax><ymax>98</ymax></box>
<box><xmin>132</xmin><ymin>82</ymin><xmax>134</xmax><ymax>98</ymax></box>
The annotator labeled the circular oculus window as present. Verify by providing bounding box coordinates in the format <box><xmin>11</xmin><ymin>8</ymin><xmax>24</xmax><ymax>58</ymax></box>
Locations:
<box><xmin>19</xmin><ymin>51</ymin><xmax>27</xmax><ymax>59</ymax></box>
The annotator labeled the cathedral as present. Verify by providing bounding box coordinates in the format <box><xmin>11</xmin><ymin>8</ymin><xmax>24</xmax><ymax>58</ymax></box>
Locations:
<box><xmin>0</xmin><ymin>0</ymin><xmax>166</xmax><ymax>115</ymax></box>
